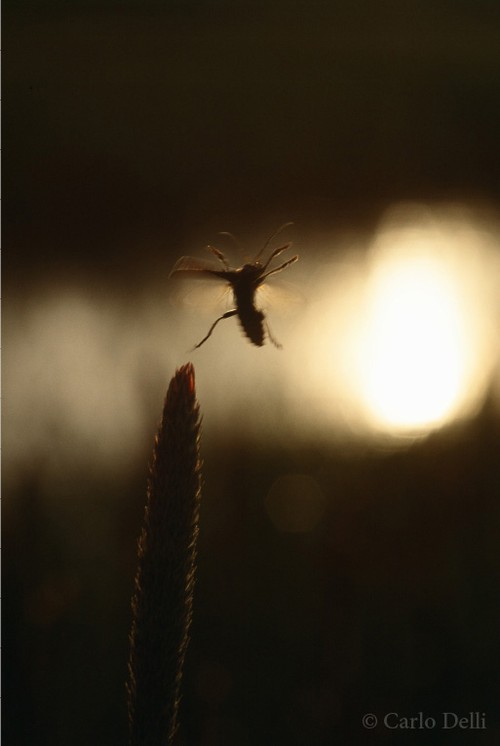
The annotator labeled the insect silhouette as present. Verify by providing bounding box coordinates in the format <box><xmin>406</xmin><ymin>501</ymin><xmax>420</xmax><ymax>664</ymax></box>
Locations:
<box><xmin>169</xmin><ymin>223</ymin><xmax>298</xmax><ymax>348</ymax></box>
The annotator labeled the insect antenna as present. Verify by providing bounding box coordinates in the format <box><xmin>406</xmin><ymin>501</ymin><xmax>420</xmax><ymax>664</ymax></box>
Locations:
<box><xmin>254</xmin><ymin>222</ymin><xmax>294</xmax><ymax>262</ymax></box>
<box><xmin>217</xmin><ymin>230</ymin><xmax>244</xmax><ymax>253</ymax></box>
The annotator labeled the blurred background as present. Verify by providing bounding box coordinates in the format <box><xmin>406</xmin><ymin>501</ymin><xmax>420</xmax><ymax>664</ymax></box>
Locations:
<box><xmin>4</xmin><ymin>0</ymin><xmax>500</xmax><ymax>744</ymax></box>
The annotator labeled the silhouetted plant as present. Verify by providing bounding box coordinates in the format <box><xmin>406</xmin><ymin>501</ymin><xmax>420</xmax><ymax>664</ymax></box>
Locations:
<box><xmin>127</xmin><ymin>363</ymin><xmax>202</xmax><ymax>745</ymax></box>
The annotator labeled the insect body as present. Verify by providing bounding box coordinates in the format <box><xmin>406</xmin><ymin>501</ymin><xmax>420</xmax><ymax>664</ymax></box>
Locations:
<box><xmin>169</xmin><ymin>224</ymin><xmax>298</xmax><ymax>348</ymax></box>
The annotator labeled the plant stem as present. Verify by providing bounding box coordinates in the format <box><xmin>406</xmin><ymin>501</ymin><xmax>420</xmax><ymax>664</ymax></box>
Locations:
<box><xmin>127</xmin><ymin>363</ymin><xmax>202</xmax><ymax>745</ymax></box>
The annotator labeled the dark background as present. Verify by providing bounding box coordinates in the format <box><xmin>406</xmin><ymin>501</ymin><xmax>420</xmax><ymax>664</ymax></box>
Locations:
<box><xmin>6</xmin><ymin>0</ymin><xmax>500</xmax><ymax>284</ymax></box>
<box><xmin>4</xmin><ymin>1</ymin><xmax>500</xmax><ymax>744</ymax></box>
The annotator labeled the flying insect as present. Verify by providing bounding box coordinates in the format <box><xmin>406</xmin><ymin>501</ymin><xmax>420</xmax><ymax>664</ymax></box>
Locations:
<box><xmin>169</xmin><ymin>223</ymin><xmax>298</xmax><ymax>348</ymax></box>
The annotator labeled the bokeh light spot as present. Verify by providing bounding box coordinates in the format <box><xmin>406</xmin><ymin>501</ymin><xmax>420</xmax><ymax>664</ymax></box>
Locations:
<box><xmin>295</xmin><ymin>205</ymin><xmax>500</xmax><ymax>440</ymax></box>
<box><xmin>360</xmin><ymin>255</ymin><xmax>466</xmax><ymax>428</ymax></box>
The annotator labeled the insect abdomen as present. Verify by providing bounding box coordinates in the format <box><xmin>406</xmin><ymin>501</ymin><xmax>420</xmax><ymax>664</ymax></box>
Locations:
<box><xmin>233</xmin><ymin>285</ymin><xmax>265</xmax><ymax>346</ymax></box>
<box><xmin>238</xmin><ymin>307</ymin><xmax>265</xmax><ymax>346</ymax></box>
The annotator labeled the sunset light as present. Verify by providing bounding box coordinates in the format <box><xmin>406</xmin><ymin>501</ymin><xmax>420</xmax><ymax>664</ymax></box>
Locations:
<box><xmin>359</xmin><ymin>254</ymin><xmax>468</xmax><ymax>429</ymax></box>
<box><xmin>297</xmin><ymin>206</ymin><xmax>499</xmax><ymax>439</ymax></box>
<box><xmin>5</xmin><ymin>206</ymin><xmax>500</xmax><ymax>492</ymax></box>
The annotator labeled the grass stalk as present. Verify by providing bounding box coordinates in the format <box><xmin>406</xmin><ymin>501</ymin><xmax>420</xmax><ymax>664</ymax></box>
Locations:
<box><xmin>127</xmin><ymin>363</ymin><xmax>202</xmax><ymax>745</ymax></box>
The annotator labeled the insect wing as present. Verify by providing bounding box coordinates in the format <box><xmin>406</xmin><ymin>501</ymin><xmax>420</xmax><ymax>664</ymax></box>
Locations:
<box><xmin>169</xmin><ymin>256</ymin><xmax>233</xmax><ymax>311</ymax></box>
<box><xmin>256</xmin><ymin>278</ymin><xmax>305</xmax><ymax>315</ymax></box>
<box><xmin>169</xmin><ymin>255</ymin><xmax>226</xmax><ymax>278</ymax></box>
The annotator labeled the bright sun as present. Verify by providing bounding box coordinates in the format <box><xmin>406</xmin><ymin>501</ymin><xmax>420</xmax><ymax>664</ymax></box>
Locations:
<box><xmin>360</xmin><ymin>255</ymin><xmax>466</xmax><ymax>429</ymax></box>
<box><xmin>298</xmin><ymin>206</ymin><xmax>498</xmax><ymax>439</ymax></box>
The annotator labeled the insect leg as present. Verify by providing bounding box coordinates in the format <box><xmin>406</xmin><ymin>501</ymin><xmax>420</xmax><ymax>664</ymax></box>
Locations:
<box><xmin>265</xmin><ymin>319</ymin><xmax>282</xmax><ymax>349</ymax></box>
<box><xmin>206</xmin><ymin>245</ymin><xmax>230</xmax><ymax>269</ymax></box>
<box><xmin>193</xmin><ymin>309</ymin><xmax>238</xmax><ymax>349</ymax></box>
<box><xmin>261</xmin><ymin>254</ymin><xmax>299</xmax><ymax>280</ymax></box>
<box><xmin>261</xmin><ymin>242</ymin><xmax>293</xmax><ymax>271</ymax></box>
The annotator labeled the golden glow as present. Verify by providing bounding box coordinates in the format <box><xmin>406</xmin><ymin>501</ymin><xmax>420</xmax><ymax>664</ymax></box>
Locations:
<box><xmin>4</xmin><ymin>205</ymin><xmax>500</xmax><ymax>492</ymax></box>
<box><xmin>359</xmin><ymin>254</ymin><xmax>467</xmax><ymax>428</ymax></box>
<box><xmin>295</xmin><ymin>205</ymin><xmax>499</xmax><ymax>438</ymax></box>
